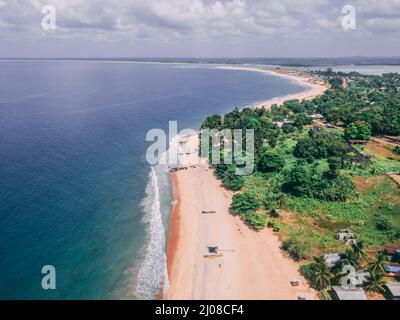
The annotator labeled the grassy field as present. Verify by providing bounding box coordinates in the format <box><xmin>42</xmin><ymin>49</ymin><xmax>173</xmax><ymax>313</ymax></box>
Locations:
<box><xmin>242</xmin><ymin>131</ymin><xmax>400</xmax><ymax>262</ymax></box>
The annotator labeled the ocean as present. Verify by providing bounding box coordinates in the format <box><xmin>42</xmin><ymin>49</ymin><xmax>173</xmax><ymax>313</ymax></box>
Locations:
<box><xmin>0</xmin><ymin>61</ymin><xmax>305</xmax><ymax>299</ymax></box>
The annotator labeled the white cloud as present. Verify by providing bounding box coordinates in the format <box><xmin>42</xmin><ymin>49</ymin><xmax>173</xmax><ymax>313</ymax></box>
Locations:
<box><xmin>0</xmin><ymin>0</ymin><xmax>398</xmax><ymax>56</ymax></box>
<box><xmin>364</xmin><ymin>17</ymin><xmax>400</xmax><ymax>32</ymax></box>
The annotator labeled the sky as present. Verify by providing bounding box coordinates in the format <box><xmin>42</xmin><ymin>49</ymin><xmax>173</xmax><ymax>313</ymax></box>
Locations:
<box><xmin>0</xmin><ymin>0</ymin><xmax>399</xmax><ymax>58</ymax></box>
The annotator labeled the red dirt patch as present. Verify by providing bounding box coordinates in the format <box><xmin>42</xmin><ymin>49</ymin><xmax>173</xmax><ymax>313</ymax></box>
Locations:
<box><xmin>366</xmin><ymin>141</ymin><xmax>400</xmax><ymax>160</ymax></box>
<box><xmin>366</xmin><ymin>292</ymin><xmax>386</xmax><ymax>300</ymax></box>
<box><xmin>389</xmin><ymin>174</ymin><xmax>400</xmax><ymax>187</ymax></box>
<box><xmin>353</xmin><ymin>176</ymin><xmax>386</xmax><ymax>192</ymax></box>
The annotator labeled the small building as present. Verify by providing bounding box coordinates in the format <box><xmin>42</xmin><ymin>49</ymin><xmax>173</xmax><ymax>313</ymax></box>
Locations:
<box><xmin>384</xmin><ymin>246</ymin><xmax>400</xmax><ymax>256</ymax></box>
<box><xmin>332</xmin><ymin>286</ymin><xmax>367</xmax><ymax>300</ymax></box>
<box><xmin>309</xmin><ymin>126</ymin><xmax>323</xmax><ymax>135</ymax></box>
<box><xmin>310</xmin><ymin>114</ymin><xmax>324</xmax><ymax>120</ymax></box>
<box><xmin>336</xmin><ymin>229</ymin><xmax>356</xmax><ymax>244</ymax></box>
<box><xmin>349</xmin><ymin>139</ymin><xmax>369</xmax><ymax>145</ymax></box>
<box><xmin>283</xmin><ymin>119</ymin><xmax>294</xmax><ymax>124</ymax></box>
<box><xmin>324</xmin><ymin>253</ymin><xmax>341</xmax><ymax>268</ymax></box>
<box><xmin>354</xmin><ymin>270</ymin><xmax>371</xmax><ymax>287</ymax></box>
<box><xmin>385</xmin><ymin>282</ymin><xmax>400</xmax><ymax>300</ymax></box>
<box><xmin>385</xmin><ymin>264</ymin><xmax>400</xmax><ymax>276</ymax></box>
<box><xmin>273</xmin><ymin>121</ymin><xmax>284</xmax><ymax>128</ymax></box>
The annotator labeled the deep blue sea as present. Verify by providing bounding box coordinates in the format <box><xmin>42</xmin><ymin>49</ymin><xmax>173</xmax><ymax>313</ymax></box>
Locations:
<box><xmin>0</xmin><ymin>61</ymin><xmax>305</xmax><ymax>299</ymax></box>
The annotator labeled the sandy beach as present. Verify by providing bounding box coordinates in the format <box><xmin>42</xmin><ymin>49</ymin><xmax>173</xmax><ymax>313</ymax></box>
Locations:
<box><xmin>217</xmin><ymin>65</ymin><xmax>328</xmax><ymax>110</ymax></box>
<box><xmin>165</xmin><ymin>66</ymin><xmax>328</xmax><ymax>300</ymax></box>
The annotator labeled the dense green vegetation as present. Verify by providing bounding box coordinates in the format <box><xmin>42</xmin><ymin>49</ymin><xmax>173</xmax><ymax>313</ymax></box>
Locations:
<box><xmin>230</xmin><ymin>193</ymin><xmax>266</xmax><ymax>230</ymax></box>
<box><xmin>317</xmin><ymin>70</ymin><xmax>400</xmax><ymax>136</ymax></box>
<box><xmin>345</xmin><ymin>121</ymin><xmax>372</xmax><ymax>140</ymax></box>
<box><xmin>201</xmin><ymin>70</ymin><xmax>400</xmax><ymax>265</ymax></box>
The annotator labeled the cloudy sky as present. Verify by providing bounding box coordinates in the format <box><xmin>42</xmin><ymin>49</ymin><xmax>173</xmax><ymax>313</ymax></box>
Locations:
<box><xmin>0</xmin><ymin>0</ymin><xmax>399</xmax><ymax>58</ymax></box>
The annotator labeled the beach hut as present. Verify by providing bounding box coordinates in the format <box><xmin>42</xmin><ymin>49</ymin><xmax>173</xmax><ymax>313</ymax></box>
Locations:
<box><xmin>385</xmin><ymin>282</ymin><xmax>400</xmax><ymax>300</ymax></box>
<box><xmin>323</xmin><ymin>253</ymin><xmax>341</xmax><ymax>268</ymax></box>
<box><xmin>204</xmin><ymin>246</ymin><xmax>223</xmax><ymax>259</ymax></box>
<box><xmin>332</xmin><ymin>286</ymin><xmax>367</xmax><ymax>300</ymax></box>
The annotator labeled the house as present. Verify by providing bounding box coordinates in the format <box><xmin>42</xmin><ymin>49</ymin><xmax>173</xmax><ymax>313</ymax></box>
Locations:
<box><xmin>324</xmin><ymin>253</ymin><xmax>341</xmax><ymax>268</ymax></box>
<box><xmin>354</xmin><ymin>270</ymin><xmax>371</xmax><ymax>287</ymax></box>
<box><xmin>332</xmin><ymin>286</ymin><xmax>367</xmax><ymax>300</ymax></box>
<box><xmin>310</xmin><ymin>113</ymin><xmax>324</xmax><ymax>120</ymax></box>
<box><xmin>273</xmin><ymin>121</ymin><xmax>284</xmax><ymax>128</ymax></box>
<box><xmin>349</xmin><ymin>139</ymin><xmax>369</xmax><ymax>145</ymax></box>
<box><xmin>385</xmin><ymin>282</ymin><xmax>400</xmax><ymax>300</ymax></box>
<box><xmin>385</xmin><ymin>264</ymin><xmax>400</xmax><ymax>276</ymax></box>
<box><xmin>336</xmin><ymin>229</ymin><xmax>357</xmax><ymax>244</ymax></box>
<box><xmin>384</xmin><ymin>246</ymin><xmax>400</xmax><ymax>257</ymax></box>
<box><xmin>283</xmin><ymin>119</ymin><xmax>294</xmax><ymax>124</ymax></box>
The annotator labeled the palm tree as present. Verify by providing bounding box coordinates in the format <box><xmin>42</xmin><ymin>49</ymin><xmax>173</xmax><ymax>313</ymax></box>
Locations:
<box><xmin>365</xmin><ymin>272</ymin><xmax>386</xmax><ymax>293</ymax></box>
<box><xmin>368</xmin><ymin>253</ymin><xmax>386</xmax><ymax>276</ymax></box>
<box><xmin>352</xmin><ymin>241</ymin><xmax>368</xmax><ymax>265</ymax></box>
<box><xmin>313</xmin><ymin>255</ymin><xmax>326</xmax><ymax>267</ymax></box>
<box><xmin>312</xmin><ymin>256</ymin><xmax>333</xmax><ymax>290</ymax></box>
<box><xmin>340</xmin><ymin>248</ymin><xmax>358</xmax><ymax>268</ymax></box>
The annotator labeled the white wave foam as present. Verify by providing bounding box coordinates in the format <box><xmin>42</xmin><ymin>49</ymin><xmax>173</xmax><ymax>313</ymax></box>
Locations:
<box><xmin>136</xmin><ymin>166</ymin><xmax>169</xmax><ymax>300</ymax></box>
<box><xmin>135</xmin><ymin>133</ymin><xmax>188</xmax><ymax>299</ymax></box>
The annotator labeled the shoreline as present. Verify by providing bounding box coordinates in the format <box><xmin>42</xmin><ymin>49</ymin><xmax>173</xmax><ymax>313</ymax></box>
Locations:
<box><xmin>165</xmin><ymin>173</ymin><xmax>181</xmax><ymax>297</ymax></box>
<box><xmin>164</xmin><ymin>66</ymin><xmax>328</xmax><ymax>300</ymax></box>
<box><xmin>216</xmin><ymin>65</ymin><xmax>328</xmax><ymax>110</ymax></box>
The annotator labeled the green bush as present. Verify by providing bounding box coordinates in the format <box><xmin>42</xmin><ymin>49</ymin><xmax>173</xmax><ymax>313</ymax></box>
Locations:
<box><xmin>345</xmin><ymin>121</ymin><xmax>372</xmax><ymax>141</ymax></box>
<box><xmin>375</xmin><ymin>215</ymin><xmax>393</xmax><ymax>231</ymax></box>
<box><xmin>201</xmin><ymin>114</ymin><xmax>222</xmax><ymax>129</ymax></box>
<box><xmin>293</xmin><ymin>133</ymin><xmax>347</xmax><ymax>162</ymax></box>
<box><xmin>230</xmin><ymin>193</ymin><xmax>260</xmax><ymax>216</ymax></box>
<box><xmin>314</xmin><ymin>176</ymin><xmax>356</xmax><ymax>201</ymax></box>
<box><xmin>244</xmin><ymin>213</ymin><xmax>266</xmax><ymax>230</ymax></box>
<box><xmin>299</xmin><ymin>264</ymin><xmax>314</xmax><ymax>282</ymax></box>
<box><xmin>282</xmin><ymin>124</ymin><xmax>296</xmax><ymax>135</ymax></box>
<box><xmin>282</xmin><ymin>236</ymin><xmax>310</xmax><ymax>261</ymax></box>
<box><xmin>222</xmin><ymin>167</ymin><xmax>244</xmax><ymax>191</ymax></box>
<box><xmin>285</xmin><ymin>161</ymin><xmax>355</xmax><ymax>202</ymax></box>
<box><xmin>267</xmin><ymin>221</ymin><xmax>280</xmax><ymax>232</ymax></box>
<box><xmin>214</xmin><ymin>164</ymin><xmax>229</xmax><ymax>180</ymax></box>
<box><xmin>394</xmin><ymin>146</ymin><xmax>400</xmax><ymax>155</ymax></box>
<box><xmin>258</xmin><ymin>151</ymin><xmax>285</xmax><ymax>173</ymax></box>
